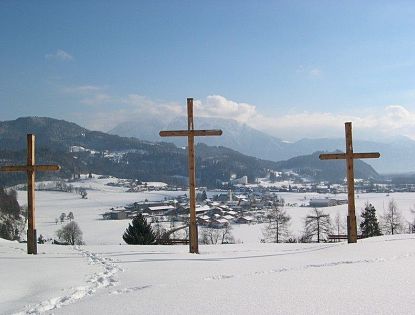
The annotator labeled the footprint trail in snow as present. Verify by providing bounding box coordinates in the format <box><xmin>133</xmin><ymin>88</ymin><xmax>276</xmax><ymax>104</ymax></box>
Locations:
<box><xmin>14</xmin><ymin>246</ymin><xmax>123</xmax><ymax>315</ymax></box>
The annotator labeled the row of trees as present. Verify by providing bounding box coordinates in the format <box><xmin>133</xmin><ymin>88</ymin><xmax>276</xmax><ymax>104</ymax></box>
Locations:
<box><xmin>55</xmin><ymin>211</ymin><xmax>75</xmax><ymax>224</ymax></box>
<box><xmin>121</xmin><ymin>199</ymin><xmax>409</xmax><ymax>245</ymax></box>
<box><xmin>122</xmin><ymin>213</ymin><xmax>235</xmax><ymax>245</ymax></box>
<box><xmin>263</xmin><ymin>199</ymin><xmax>407</xmax><ymax>243</ymax></box>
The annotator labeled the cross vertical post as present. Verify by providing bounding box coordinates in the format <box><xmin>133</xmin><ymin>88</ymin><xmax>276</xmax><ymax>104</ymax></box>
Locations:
<box><xmin>187</xmin><ymin>99</ymin><xmax>198</xmax><ymax>253</ymax></box>
<box><xmin>344</xmin><ymin>123</ymin><xmax>357</xmax><ymax>243</ymax></box>
<box><xmin>27</xmin><ymin>135</ymin><xmax>36</xmax><ymax>254</ymax></box>
<box><xmin>319</xmin><ymin>122</ymin><xmax>380</xmax><ymax>243</ymax></box>
<box><xmin>160</xmin><ymin>98</ymin><xmax>222</xmax><ymax>253</ymax></box>
<box><xmin>0</xmin><ymin>134</ymin><xmax>61</xmax><ymax>254</ymax></box>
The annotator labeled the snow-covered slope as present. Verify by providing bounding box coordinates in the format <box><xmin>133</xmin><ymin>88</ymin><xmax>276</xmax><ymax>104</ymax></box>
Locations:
<box><xmin>2</xmin><ymin>235</ymin><xmax>415</xmax><ymax>314</ymax></box>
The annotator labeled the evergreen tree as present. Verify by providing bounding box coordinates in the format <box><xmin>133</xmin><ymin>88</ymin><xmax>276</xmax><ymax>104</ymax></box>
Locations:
<box><xmin>123</xmin><ymin>213</ymin><xmax>156</xmax><ymax>245</ymax></box>
<box><xmin>0</xmin><ymin>188</ymin><xmax>24</xmax><ymax>240</ymax></box>
<box><xmin>360</xmin><ymin>203</ymin><xmax>382</xmax><ymax>238</ymax></box>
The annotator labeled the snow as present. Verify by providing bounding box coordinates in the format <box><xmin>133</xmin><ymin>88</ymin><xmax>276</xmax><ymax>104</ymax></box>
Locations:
<box><xmin>4</xmin><ymin>177</ymin><xmax>415</xmax><ymax>314</ymax></box>
<box><xmin>3</xmin><ymin>235</ymin><xmax>415</xmax><ymax>314</ymax></box>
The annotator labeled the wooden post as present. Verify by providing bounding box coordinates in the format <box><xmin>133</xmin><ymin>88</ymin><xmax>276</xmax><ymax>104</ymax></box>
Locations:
<box><xmin>0</xmin><ymin>134</ymin><xmax>60</xmax><ymax>254</ymax></box>
<box><xmin>160</xmin><ymin>98</ymin><xmax>222</xmax><ymax>253</ymax></box>
<box><xmin>319</xmin><ymin>122</ymin><xmax>380</xmax><ymax>243</ymax></box>
<box><xmin>27</xmin><ymin>135</ymin><xmax>36</xmax><ymax>254</ymax></box>
<box><xmin>187</xmin><ymin>99</ymin><xmax>198</xmax><ymax>253</ymax></box>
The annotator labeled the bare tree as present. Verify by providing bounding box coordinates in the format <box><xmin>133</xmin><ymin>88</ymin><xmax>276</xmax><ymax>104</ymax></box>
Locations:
<box><xmin>333</xmin><ymin>212</ymin><xmax>346</xmax><ymax>239</ymax></box>
<box><xmin>263</xmin><ymin>206</ymin><xmax>291</xmax><ymax>243</ymax></box>
<box><xmin>220</xmin><ymin>224</ymin><xmax>234</xmax><ymax>244</ymax></box>
<box><xmin>56</xmin><ymin>221</ymin><xmax>83</xmax><ymax>245</ymax></box>
<box><xmin>381</xmin><ymin>199</ymin><xmax>404</xmax><ymax>235</ymax></box>
<box><xmin>67</xmin><ymin>211</ymin><xmax>74</xmax><ymax>222</ymax></box>
<box><xmin>201</xmin><ymin>227</ymin><xmax>221</xmax><ymax>244</ymax></box>
<box><xmin>201</xmin><ymin>224</ymin><xmax>234</xmax><ymax>244</ymax></box>
<box><xmin>59</xmin><ymin>212</ymin><xmax>66</xmax><ymax>224</ymax></box>
<box><xmin>304</xmin><ymin>208</ymin><xmax>332</xmax><ymax>243</ymax></box>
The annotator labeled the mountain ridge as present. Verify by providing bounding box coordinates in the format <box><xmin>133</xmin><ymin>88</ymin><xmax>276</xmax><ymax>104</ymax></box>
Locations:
<box><xmin>0</xmin><ymin>116</ymin><xmax>380</xmax><ymax>186</ymax></box>
<box><xmin>110</xmin><ymin>116</ymin><xmax>415</xmax><ymax>173</ymax></box>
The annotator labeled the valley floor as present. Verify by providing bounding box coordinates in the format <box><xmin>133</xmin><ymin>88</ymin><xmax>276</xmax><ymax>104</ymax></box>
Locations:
<box><xmin>2</xmin><ymin>235</ymin><xmax>415</xmax><ymax>315</ymax></box>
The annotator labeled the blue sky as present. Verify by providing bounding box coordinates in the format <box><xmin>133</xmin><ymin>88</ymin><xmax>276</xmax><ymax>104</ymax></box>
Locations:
<box><xmin>1</xmin><ymin>1</ymin><xmax>415</xmax><ymax>140</ymax></box>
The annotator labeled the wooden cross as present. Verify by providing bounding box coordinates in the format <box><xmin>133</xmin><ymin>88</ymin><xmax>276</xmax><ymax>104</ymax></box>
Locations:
<box><xmin>160</xmin><ymin>98</ymin><xmax>222</xmax><ymax>253</ymax></box>
<box><xmin>0</xmin><ymin>134</ymin><xmax>60</xmax><ymax>254</ymax></box>
<box><xmin>319</xmin><ymin>122</ymin><xmax>380</xmax><ymax>243</ymax></box>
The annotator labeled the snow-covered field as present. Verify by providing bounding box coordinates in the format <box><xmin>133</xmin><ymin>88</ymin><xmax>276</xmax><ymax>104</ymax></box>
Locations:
<box><xmin>14</xmin><ymin>175</ymin><xmax>415</xmax><ymax>245</ymax></box>
<box><xmin>3</xmin><ymin>176</ymin><xmax>415</xmax><ymax>314</ymax></box>
<box><xmin>3</xmin><ymin>235</ymin><xmax>415</xmax><ymax>314</ymax></box>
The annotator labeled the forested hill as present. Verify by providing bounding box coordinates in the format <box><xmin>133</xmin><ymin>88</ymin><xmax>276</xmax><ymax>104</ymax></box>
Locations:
<box><xmin>0</xmin><ymin>117</ymin><xmax>151</xmax><ymax>151</ymax></box>
<box><xmin>275</xmin><ymin>151</ymin><xmax>380</xmax><ymax>182</ymax></box>
<box><xmin>0</xmin><ymin>117</ymin><xmax>379</xmax><ymax>186</ymax></box>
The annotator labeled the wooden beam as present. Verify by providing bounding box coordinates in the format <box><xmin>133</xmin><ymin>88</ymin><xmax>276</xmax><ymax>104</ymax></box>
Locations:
<box><xmin>0</xmin><ymin>165</ymin><xmax>61</xmax><ymax>172</ymax></box>
<box><xmin>159</xmin><ymin>129</ymin><xmax>223</xmax><ymax>137</ymax></box>
<box><xmin>352</xmin><ymin>152</ymin><xmax>380</xmax><ymax>159</ymax></box>
<box><xmin>345</xmin><ymin>122</ymin><xmax>357</xmax><ymax>244</ymax></box>
<box><xmin>319</xmin><ymin>153</ymin><xmax>346</xmax><ymax>160</ymax></box>
<box><xmin>159</xmin><ymin>98</ymin><xmax>222</xmax><ymax>254</ymax></box>
<box><xmin>187</xmin><ymin>99</ymin><xmax>198</xmax><ymax>254</ymax></box>
<box><xmin>27</xmin><ymin>134</ymin><xmax>36</xmax><ymax>254</ymax></box>
<box><xmin>0</xmin><ymin>134</ymin><xmax>60</xmax><ymax>255</ymax></box>
<box><xmin>318</xmin><ymin>122</ymin><xmax>380</xmax><ymax>244</ymax></box>
<box><xmin>319</xmin><ymin>152</ymin><xmax>380</xmax><ymax>160</ymax></box>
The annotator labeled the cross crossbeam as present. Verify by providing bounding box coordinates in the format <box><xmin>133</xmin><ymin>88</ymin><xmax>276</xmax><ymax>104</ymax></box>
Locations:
<box><xmin>159</xmin><ymin>98</ymin><xmax>222</xmax><ymax>254</ymax></box>
<box><xmin>319</xmin><ymin>122</ymin><xmax>380</xmax><ymax>243</ymax></box>
<box><xmin>0</xmin><ymin>134</ymin><xmax>60</xmax><ymax>254</ymax></box>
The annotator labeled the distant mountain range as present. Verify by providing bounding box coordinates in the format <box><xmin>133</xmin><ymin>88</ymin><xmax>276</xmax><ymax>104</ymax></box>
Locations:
<box><xmin>110</xmin><ymin>116</ymin><xmax>415</xmax><ymax>174</ymax></box>
<box><xmin>0</xmin><ymin>117</ymin><xmax>380</xmax><ymax>187</ymax></box>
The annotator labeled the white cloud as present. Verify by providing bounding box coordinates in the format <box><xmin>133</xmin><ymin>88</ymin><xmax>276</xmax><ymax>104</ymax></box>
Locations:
<box><xmin>193</xmin><ymin>96</ymin><xmax>415</xmax><ymax>141</ymax></box>
<box><xmin>65</xmin><ymin>88</ymin><xmax>415</xmax><ymax>141</ymax></box>
<box><xmin>194</xmin><ymin>95</ymin><xmax>257</xmax><ymax>123</ymax></box>
<box><xmin>45</xmin><ymin>49</ymin><xmax>73</xmax><ymax>61</ymax></box>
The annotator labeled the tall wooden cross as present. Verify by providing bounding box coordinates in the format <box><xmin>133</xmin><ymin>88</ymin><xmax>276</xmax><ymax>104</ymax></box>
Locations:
<box><xmin>160</xmin><ymin>98</ymin><xmax>222</xmax><ymax>253</ymax></box>
<box><xmin>319</xmin><ymin>122</ymin><xmax>380</xmax><ymax>243</ymax></box>
<box><xmin>0</xmin><ymin>134</ymin><xmax>60</xmax><ymax>254</ymax></box>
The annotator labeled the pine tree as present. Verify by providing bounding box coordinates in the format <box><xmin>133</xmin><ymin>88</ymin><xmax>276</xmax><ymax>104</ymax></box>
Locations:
<box><xmin>360</xmin><ymin>203</ymin><xmax>382</xmax><ymax>238</ymax></box>
<box><xmin>123</xmin><ymin>213</ymin><xmax>156</xmax><ymax>245</ymax></box>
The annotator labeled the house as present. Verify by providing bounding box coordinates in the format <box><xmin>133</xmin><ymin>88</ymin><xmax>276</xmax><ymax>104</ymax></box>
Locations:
<box><xmin>236</xmin><ymin>216</ymin><xmax>255</xmax><ymax>224</ymax></box>
<box><xmin>309</xmin><ymin>199</ymin><xmax>337</xmax><ymax>207</ymax></box>
<box><xmin>102</xmin><ymin>210</ymin><xmax>129</xmax><ymax>220</ymax></box>
<box><xmin>211</xmin><ymin>218</ymin><xmax>229</xmax><ymax>228</ymax></box>
<box><xmin>144</xmin><ymin>205</ymin><xmax>176</xmax><ymax>216</ymax></box>
<box><xmin>197</xmin><ymin>215</ymin><xmax>211</xmax><ymax>226</ymax></box>
<box><xmin>223</xmin><ymin>215</ymin><xmax>235</xmax><ymax>222</ymax></box>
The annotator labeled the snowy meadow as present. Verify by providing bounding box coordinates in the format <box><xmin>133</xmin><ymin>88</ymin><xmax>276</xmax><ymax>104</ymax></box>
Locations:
<box><xmin>2</xmin><ymin>176</ymin><xmax>415</xmax><ymax>314</ymax></box>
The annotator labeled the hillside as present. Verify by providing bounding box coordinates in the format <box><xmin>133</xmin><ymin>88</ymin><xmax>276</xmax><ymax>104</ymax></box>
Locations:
<box><xmin>275</xmin><ymin>151</ymin><xmax>380</xmax><ymax>182</ymax></box>
<box><xmin>0</xmin><ymin>117</ymin><xmax>379</xmax><ymax>186</ymax></box>
<box><xmin>110</xmin><ymin>116</ymin><xmax>415</xmax><ymax>173</ymax></box>
<box><xmin>0</xmin><ymin>117</ymin><xmax>281</xmax><ymax>187</ymax></box>
<box><xmin>3</xmin><ymin>235</ymin><xmax>415</xmax><ymax>314</ymax></box>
